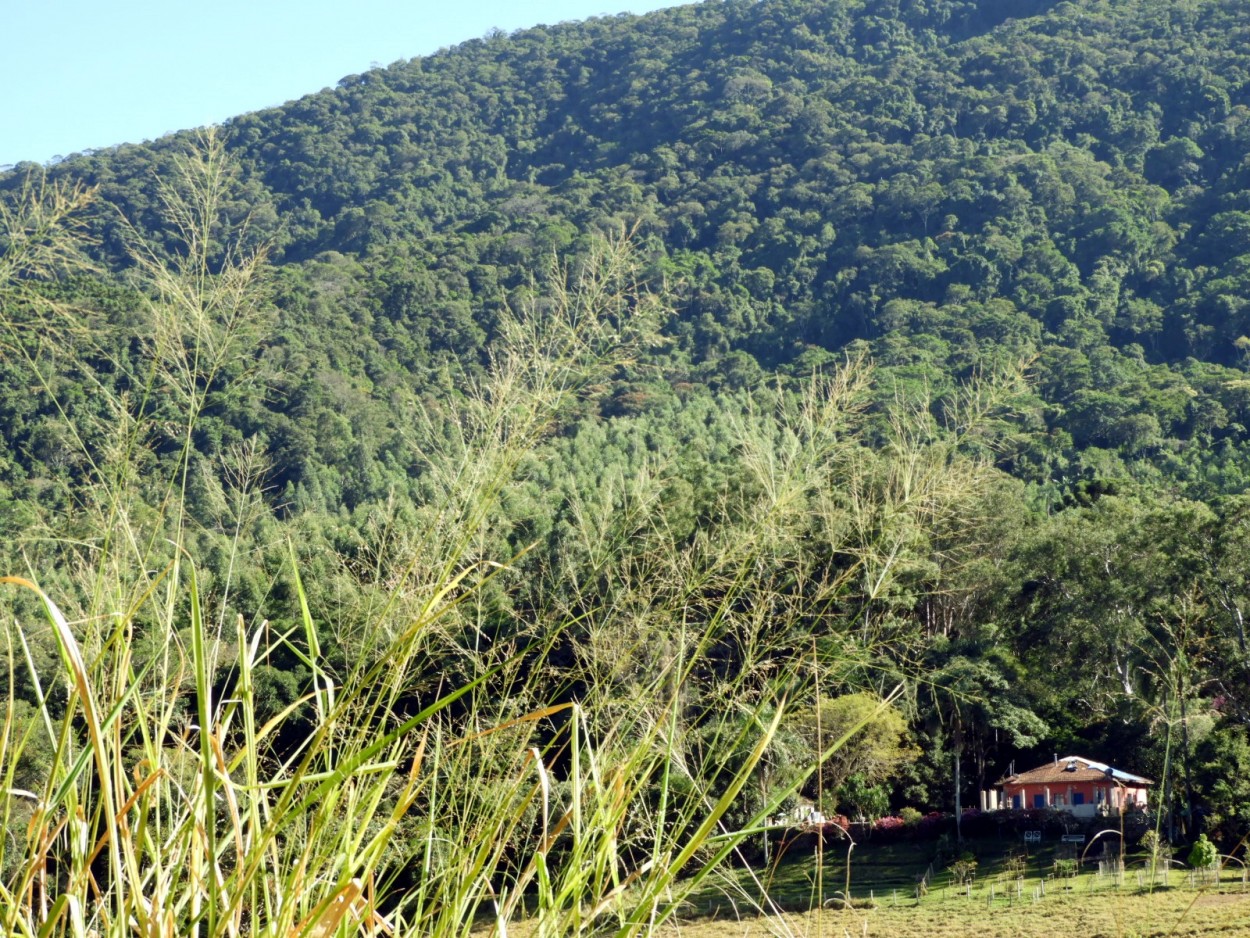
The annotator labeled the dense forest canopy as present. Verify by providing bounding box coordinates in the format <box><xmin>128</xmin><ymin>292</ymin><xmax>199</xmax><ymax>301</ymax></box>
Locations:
<box><xmin>4</xmin><ymin>0</ymin><xmax>1250</xmax><ymax>856</ymax></box>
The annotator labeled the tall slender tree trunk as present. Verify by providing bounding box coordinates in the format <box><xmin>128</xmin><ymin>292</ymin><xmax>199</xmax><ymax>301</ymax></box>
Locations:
<box><xmin>954</xmin><ymin>724</ymin><xmax>963</xmax><ymax>843</ymax></box>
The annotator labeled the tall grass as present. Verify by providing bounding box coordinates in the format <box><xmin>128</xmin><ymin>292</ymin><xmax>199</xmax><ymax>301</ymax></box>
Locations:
<box><xmin>0</xmin><ymin>141</ymin><xmax>925</xmax><ymax>938</ymax></box>
<box><xmin>0</xmin><ymin>134</ymin><xmax>1020</xmax><ymax>937</ymax></box>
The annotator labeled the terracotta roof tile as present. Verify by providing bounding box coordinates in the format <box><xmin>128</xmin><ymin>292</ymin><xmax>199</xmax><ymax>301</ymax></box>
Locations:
<box><xmin>997</xmin><ymin>756</ymin><xmax>1152</xmax><ymax>787</ymax></box>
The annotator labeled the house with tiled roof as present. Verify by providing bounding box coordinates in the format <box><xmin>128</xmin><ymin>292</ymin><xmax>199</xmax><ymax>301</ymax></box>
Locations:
<box><xmin>996</xmin><ymin>756</ymin><xmax>1152</xmax><ymax>818</ymax></box>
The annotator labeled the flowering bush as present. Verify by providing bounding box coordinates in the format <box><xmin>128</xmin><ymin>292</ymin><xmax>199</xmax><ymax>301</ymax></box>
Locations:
<box><xmin>873</xmin><ymin>815</ymin><xmax>906</xmax><ymax>832</ymax></box>
<box><xmin>916</xmin><ymin>811</ymin><xmax>951</xmax><ymax>836</ymax></box>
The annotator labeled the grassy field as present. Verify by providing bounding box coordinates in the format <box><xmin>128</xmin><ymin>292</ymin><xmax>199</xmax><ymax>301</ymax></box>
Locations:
<box><xmin>663</xmin><ymin>889</ymin><xmax>1250</xmax><ymax>938</ymax></box>
<box><xmin>669</xmin><ymin>836</ymin><xmax>1250</xmax><ymax>938</ymax></box>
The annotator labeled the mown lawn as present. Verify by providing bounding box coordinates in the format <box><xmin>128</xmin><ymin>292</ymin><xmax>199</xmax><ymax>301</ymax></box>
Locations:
<box><xmin>663</xmin><ymin>889</ymin><xmax>1250</xmax><ymax>938</ymax></box>
<box><xmin>672</xmin><ymin>835</ymin><xmax>1250</xmax><ymax>937</ymax></box>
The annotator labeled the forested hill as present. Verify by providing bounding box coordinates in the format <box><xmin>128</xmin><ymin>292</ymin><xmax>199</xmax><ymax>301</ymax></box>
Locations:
<box><xmin>5</xmin><ymin>0</ymin><xmax>1250</xmax><ymax>841</ymax></box>
<box><xmin>11</xmin><ymin>0</ymin><xmax>1250</xmax><ymax>501</ymax></box>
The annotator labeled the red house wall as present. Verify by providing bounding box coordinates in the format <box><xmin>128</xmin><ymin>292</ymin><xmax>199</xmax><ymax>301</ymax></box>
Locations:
<box><xmin>1002</xmin><ymin>780</ymin><xmax>1149</xmax><ymax>811</ymax></box>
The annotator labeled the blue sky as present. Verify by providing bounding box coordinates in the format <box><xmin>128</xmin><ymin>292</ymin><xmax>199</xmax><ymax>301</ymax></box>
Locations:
<box><xmin>1</xmin><ymin>1</ymin><xmax>685</xmax><ymax>167</ymax></box>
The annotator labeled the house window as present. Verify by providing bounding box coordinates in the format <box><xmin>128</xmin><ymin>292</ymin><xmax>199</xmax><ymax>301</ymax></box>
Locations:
<box><xmin>1033</xmin><ymin>794</ymin><xmax>1046</xmax><ymax>808</ymax></box>
<box><xmin>1013</xmin><ymin>794</ymin><xmax>1022</xmax><ymax>810</ymax></box>
<box><xmin>1072</xmin><ymin>793</ymin><xmax>1085</xmax><ymax>806</ymax></box>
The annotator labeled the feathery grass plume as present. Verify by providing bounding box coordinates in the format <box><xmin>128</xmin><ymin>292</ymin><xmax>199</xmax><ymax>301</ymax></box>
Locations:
<box><xmin>0</xmin><ymin>147</ymin><xmax>279</xmax><ymax>938</ymax></box>
<box><xmin>0</xmin><ymin>171</ymin><xmax>95</xmax><ymax>303</ymax></box>
<box><xmin>0</xmin><ymin>130</ymin><xmax>273</xmax><ymax>642</ymax></box>
<box><xmin>344</xmin><ymin>232</ymin><xmax>667</xmax><ymax>676</ymax></box>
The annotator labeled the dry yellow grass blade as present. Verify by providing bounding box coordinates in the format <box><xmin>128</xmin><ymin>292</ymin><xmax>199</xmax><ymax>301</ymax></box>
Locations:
<box><xmin>453</xmin><ymin>703</ymin><xmax>575</xmax><ymax>747</ymax></box>
<box><xmin>290</xmin><ymin>878</ymin><xmax>364</xmax><ymax>938</ymax></box>
<box><xmin>86</xmin><ymin>768</ymin><xmax>166</xmax><ymax>868</ymax></box>
<box><xmin>1</xmin><ymin>576</ymin><xmax>126</xmax><ymax>920</ymax></box>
